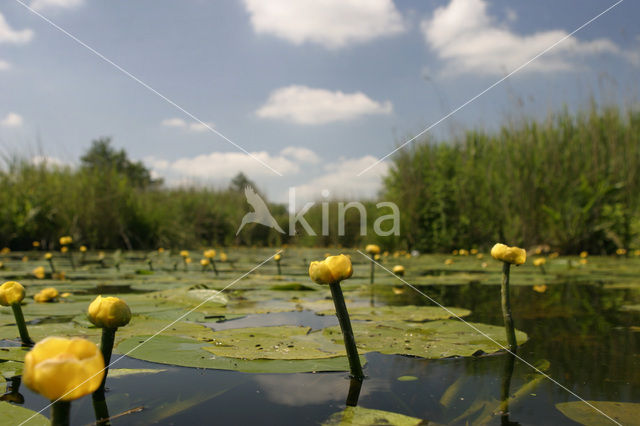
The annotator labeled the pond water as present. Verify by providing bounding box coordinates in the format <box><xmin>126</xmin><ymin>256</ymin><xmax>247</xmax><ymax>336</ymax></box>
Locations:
<box><xmin>11</xmin><ymin>281</ymin><xmax>640</xmax><ymax>425</ymax></box>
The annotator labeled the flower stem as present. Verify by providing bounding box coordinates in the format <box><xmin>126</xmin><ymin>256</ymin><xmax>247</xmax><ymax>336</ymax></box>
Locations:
<box><xmin>369</xmin><ymin>254</ymin><xmax>375</xmax><ymax>284</ymax></box>
<box><xmin>47</xmin><ymin>259</ymin><xmax>56</xmax><ymax>273</ymax></box>
<box><xmin>499</xmin><ymin>351</ymin><xmax>516</xmax><ymax>420</ymax></box>
<box><xmin>51</xmin><ymin>400</ymin><xmax>71</xmax><ymax>426</ymax></box>
<box><xmin>329</xmin><ymin>282</ymin><xmax>364</xmax><ymax>381</ymax></box>
<box><xmin>11</xmin><ymin>303</ymin><xmax>33</xmax><ymax>347</ymax></box>
<box><xmin>501</xmin><ymin>262</ymin><xmax>517</xmax><ymax>352</ymax></box>
<box><xmin>276</xmin><ymin>260</ymin><xmax>281</xmax><ymax>276</ymax></box>
<box><xmin>92</xmin><ymin>389</ymin><xmax>111</xmax><ymax>426</ymax></box>
<box><xmin>95</xmin><ymin>327</ymin><xmax>116</xmax><ymax>395</ymax></box>
<box><xmin>345</xmin><ymin>377</ymin><xmax>363</xmax><ymax>407</ymax></box>
<box><xmin>211</xmin><ymin>260</ymin><xmax>219</xmax><ymax>276</ymax></box>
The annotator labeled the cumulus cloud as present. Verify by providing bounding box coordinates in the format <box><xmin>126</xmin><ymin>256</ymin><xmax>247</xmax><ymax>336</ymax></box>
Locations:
<box><xmin>421</xmin><ymin>0</ymin><xmax>635</xmax><ymax>76</ymax></box>
<box><xmin>0</xmin><ymin>13</ymin><xmax>33</xmax><ymax>45</ymax></box>
<box><xmin>292</xmin><ymin>155</ymin><xmax>389</xmax><ymax>203</ymax></box>
<box><xmin>256</xmin><ymin>85</ymin><xmax>392</xmax><ymax>125</ymax></box>
<box><xmin>30</xmin><ymin>0</ymin><xmax>84</xmax><ymax>12</ymax></box>
<box><xmin>161</xmin><ymin>118</ymin><xmax>214</xmax><ymax>133</ymax></box>
<box><xmin>0</xmin><ymin>112</ymin><xmax>23</xmax><ymax>128</ymax></box>
<box><xmin>145</xmin><ymin>145</ymin><xmax>321</xmax><ymax>182</ymax></box>
<box><xmin>242</xmin><ymin>0</ymin><xmax>405</xmax><ymax>49</ymax></box>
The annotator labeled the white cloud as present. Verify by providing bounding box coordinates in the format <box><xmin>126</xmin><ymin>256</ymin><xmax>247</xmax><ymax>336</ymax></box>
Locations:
<box><xmin>146</xmin><ymin>145</ymin><xmax>323</xmax><ymax>182</ymax></box>
<box><xmin>256</xmin><ymin>85</ymin><xmax>392</xmax><ymax>125</ymax></box>
<box><xmin>31</xmin><ymin>155</ymin><xmax>69</xmax><ymax>167</ymax></box>
<box><xmin>421</xmin><ymin>0</ymin><xmax>635</xmax><ymax>76</ymax></box>
<box><xmin>0</xmin><ymin>13</ymin><xmax>33</xmax><ymax>45</ymax></box>
<box><xmin>161</xmin><ymin>118</ymin><xmax>214</xmax><ymax>132</ymax></box>
<box><xmin>0</xmin><ymin>112</ymin><xmax>23</xmax><ymax>128</ymax></box>
<box><xmin>280</xmin><ymin>146</ymin><xmax>320</xmax><ymax>164</ymax></box>
<box><xmin>292</xmin><ymin>155</ymin><xmax>389</xmax><ymax>203</ymax></box>
<box><xmin>242</xmin><ymin>0</ymin><xmax>405</xmax><ymax>49</ymax></box>
<box><xmin>30</xmin><ymin>0</ymin><xmax>84</xmax><ymax>12</ymax></box>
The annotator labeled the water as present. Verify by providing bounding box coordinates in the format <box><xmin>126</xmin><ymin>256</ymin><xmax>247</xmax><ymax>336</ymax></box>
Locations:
<box><xmin>8</xmin><ymin>282</ymin><xmax>640</xmax><ymax>425</ymax></box>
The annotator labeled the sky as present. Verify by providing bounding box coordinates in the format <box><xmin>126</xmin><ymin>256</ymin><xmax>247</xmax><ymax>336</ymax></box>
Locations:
<box><xmin>0</xmin><ymin>0</ymin><xmax>638</xmax><ymax>205</ymax></box>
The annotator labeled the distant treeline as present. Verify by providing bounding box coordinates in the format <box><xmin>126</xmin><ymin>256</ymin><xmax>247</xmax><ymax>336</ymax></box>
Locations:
<box><xmin>384</xmin><ymin>104</ymin><xmax>640</xmax><ymax>254</ymax></box>
<box><xmin>1</xmin><ymin>104</ymin><xmax>638</xmax><ymax>253</ymax></box>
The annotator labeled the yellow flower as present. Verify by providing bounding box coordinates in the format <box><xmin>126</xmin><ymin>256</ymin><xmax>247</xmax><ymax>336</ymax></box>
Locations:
<box><xmin>59</xmin><ymin>236</ymin><xmax>72</xmax><ymax>246</ymax></box>
<box><xmin>1</xmin><ymin>247</ymin><xmax>11</xmax><ymax>254</ymax></box>
<box><xmin>98</xmin><ymin>251</ymin><xmax>105</xmax><ymax>260</ymax></box>
<box><xmin>23</xmin><ymin>337</ymin><xmax>105</xmax><ymax>401</ymax></box>
<box><xmin>79</xmin><ymin>245</ymin><xmax>87</xmax><ymax>253</ymax></box>
<box><xmin>274</xmin><ymin>253</ymin><xmax>282</xmax><ymax>261</ymax></box>
<box><xmin>34</xmin><ymin>287</ymin><xmax>59</xmax><ymax>303</ymax></box>
<box><xmin>61</xmin><ymin>292</ymin><xmax>72</xmax><ymax>298</ymax></box>
<box><xmin>635</xmin><ymin>249</ymin><xmax>640</xmax><ymax>257</ymax></box>
<box><xmin>579</xmin><ymin>258</ymin><xmax>588</xmax><ymax>265</ymax></box>
<box><xmin>533</xmin><ymin>284</ymin><xmax>547</xmax><ymax>293</ymax></box>
<box><xmin>549</xmin><ymin>252</ymin><xmax>560</xmax><ymax>259</ymax></box>
<box><xmin>491</xmin><ymin>243</ymin><xmax>526</xmax><ymax>265</ymax></box>
<box><xmin>32</xmin><ymin>241</ymin><xmax>40</xmax><ymax>248</ymax></box>
<box><xmin>481</xmin><ymin>262</ymin><xmax>488</xmax><ymax>268</ymax></box>
<box><xmin>22</xmin><ymin>256</ymin><xmax>29</xmax><ymax>262</ymax></box>
<box><xmin>158</xmin><ymin>247</ymin><xmax>165</xmax><ymax>253</ymax></box>
<box><xmin>44</xmin><ymin>252</ymin><xmax>53</xmax><ymax>260</ymax></box>
<box><xmin>309</xmin><ymin>254</ymin><xmax>353</xmax><ymax>285</ymax></box>
<box><xmin>579</xmin><ymin>251</ymin><xmax>588</xmax><ymax>258</ymax></box>
<box><xmin>180</xmin><ymin>250</ymin><xmax>189</xmax><ymax>257</ymax></box>
<box><xmin>383</xmin><ymin>251</ymin><xmax>389</xmax><ymax>257</ymax></box>
<box><xmin>200</xmin><ymin>259</ymin><xmax>210</xmax><ymax>266</ymax></box>
<box><xmin>392</xmin><ymin>265</ymin><xmax>405</xmax><ymax>276</ymax></box>
<box><xmin>32</xmin><ymin>266</ymin><xmax>46</xmax><ymax>279</ymax></box>
<box><xmin>61</xmin><ymin>246</ymin><xmax>69</xmax><ymax>254</ymax></box>
<box><xmin>220</xmin><ymin>252</ymin><xmax>228</xmax><ymax>262</ymax></box>
<box><xmin>459</xmin><ymin>249</ymin><xmax>469</xmax><ymax>256</ymax></box>
<box><xmin>476</xmin><ymin>253</ymin><xmax>484</xmax><ymax>260</ymax></box>
<box><xmin>470</xmin><ymin>248</ymin><xmax>478</xmax><ymax>255</ymax></box>
<box><xmin>452</xmin><ymin>249</ymin><xmax>459</xmax><ymax>256</ymax></box>
<box><xmin>0</xmin><ymin>281</ymin><xmax>25</xmax><ymax>306</ymax></box>
<box><xmin>204</xmin><ymin>249</ymin><xmax>216</xmax><ymax>259</ymax></box>
<box><xmin>533</xmin><ymin>258</ymin><xmax>546</xmax><ymax>267</ymax></box>
<box><xmin>365</xmin><ymin>244</ymin><xmax>380</xmax><ymax>255</ymax></box>
<box><xmin>616</xmin><ymin>248</ymin><xmax>627</xmax><ymax>256</ymax></box>
<box><xmin>393</xmin><ymin>251</ymin><xmax>400</xmax><ymax>258</ymax></box>
<box><xmin>374</xmin><ymin>254</ymin><xmax>381</xmax><ymax>261</ymax></box>
<box><xmin>88</xmin><ymin>295</ymin><xmax>131</xmax><ymax>329</ymax></box>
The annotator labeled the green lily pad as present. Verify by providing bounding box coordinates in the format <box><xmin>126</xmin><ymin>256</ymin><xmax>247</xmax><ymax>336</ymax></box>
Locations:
<box><xmin>556</xmin><ymin>401</ymin><xmax>640</xmax><ymax>426</ymax></box>
<box><xmin>0</xmin><ymin>347</ymin><xmax>29</xmax><ymax>362</ymax></box>
<box><xmin>397</xmin><ymin>375</ymin><xmax>418</xmax><ymax>382</ymax></box>
<box><xmin>202</xmin><ymin>326</ymin><xmax>346</xmax><ymax>360</ymax></box>
<box><xmin>0</xmin><ymin>360</ymin><xmax>23</xmax><ymax>378</ymax></box>
<box><xmin>0</xmin><ymin>401</ymin><xmax>49</xmax><ymax>426</ymax></box>
<box><xmin>315</xmin><ymin>305</ymin><xmax>471</xmax><ymax>322</ymax></box>
<box><xmin>108</xmin><ymin>368</ymin><xmax>166</xmax><ymax>378</ymax></box>
<box><xmin>322</xmin><ymin>406</ymin><xmax>424</xmax><ymax>426</ymax></box>
<box><xmin>117</xmin><ymin>335</ymin><xmax>365</xmax><ymax>373</ymax></box>
<box><xmin>323</xmin><ymin>320</ymin><xmax>527</xmax><ymax>358</ymax></box>
<box><xmin>0</xmin><ymin>375</ymin><xmax>4</xmax><ymax>393</ymax></box>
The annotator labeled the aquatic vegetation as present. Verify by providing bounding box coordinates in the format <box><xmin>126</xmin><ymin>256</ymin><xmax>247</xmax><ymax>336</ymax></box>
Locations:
<box><xmin>34</xmin><ymin>287</ymin><xmax>59</xmax><ymax>303</ymax></box>
<box><xmin>492</xmin><ymin>243</ymin><xmax>526</xmax><ymax>351</ymax></box>
<box><xmin>0</xmin><ymin>281</ymin><xmax>32</xmax><ymax>346</ymax></box>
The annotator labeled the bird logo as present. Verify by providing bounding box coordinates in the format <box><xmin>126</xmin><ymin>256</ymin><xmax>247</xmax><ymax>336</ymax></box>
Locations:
<box><xmin>236</xmin><ymin>186</ymin><xmax>285</xmax><ymax>235</ymax></box>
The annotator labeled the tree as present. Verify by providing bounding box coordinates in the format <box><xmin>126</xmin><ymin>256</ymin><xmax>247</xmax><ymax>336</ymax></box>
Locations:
<box><xmin>80</xmin><ymin>138</ymin><xmax>161</xmax><ymax>188</ymax></box>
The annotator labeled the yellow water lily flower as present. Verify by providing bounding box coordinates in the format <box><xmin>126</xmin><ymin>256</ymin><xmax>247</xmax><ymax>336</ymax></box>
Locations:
<box><xmin>158</xmin><ymin>247</ymin><xmax>165</xmax><ymax>253</ymax></box>
<box><xmin>204</xmin><ymin>249</ymin><xmax>216</xmax><ymax>259</ymax></box>
<box><xmin>0</xmin><ymin>281</ymin><xmax>25</xmax><ymax>306</ymax></box>
<box><xmin>60</xmin><ymin>246</ymin><xmax>69</xmax><ymax>254</ymax></box>
<box><xmin>491</xmin><ymin>243</ymin><xmax>526</xmax><ymax>265</ymax></box>
<box><xmin>616</xmin><ymin>248</ymin><xmax>627</xmax><ymax>256</ymax></box>
<box><xmin>220</xmin><ymin>252</ymin><xmax>228</xmax><ymax>262</ymax></box>
<box><xmin>79</xmin><ymin>245</ymin><xmax>87</xmax><ymax>253</ymax></box>
<box><xmin>32</xmin><ymin>266</ymin><xmax>46</xmax><ymax>279</ymax></box>
<box><xmin>579</xmin><ymin>251</ymin><xmax>588</xmax><ymax>258</ymax></box>
<box><xmin>444</xmin><ymin>258</ymin><xmax>454</xmax><ymax>265</ymax></box>
<box><xmin>180</xmin><ymin>250</ymin><xmax>189</xmax><ymax>257</ymax></box>
<box><xmin>34</xmin><ymin>287</ymin><xmax>59</xmax><ymax>303</ymax></box>
<box><xmin>1</xmin><ymin>247</ymin><xmax>10</xmax><ymax>254</ymax></box>
<box><xmin>44</xmin><ymin>252</ymin><xmax>53</xmax><ymax>260</ymax></box>
<box><xmin>549</xmin><ymin>252</ymin><xmax>560</xmax><ymax>259</ymax></box>
<box><xmin>309</xmin><ymin>254</ymin><xmax>353</xmax><ymax>285</ymax></box>
<box><xmin>533</xmin><ymin>284</ymin><xmax>547</xmax><ymax>293</ymax></box>
<box><xmin>476</xmin><ymin>253</ymin><xmax>484</xmax><ymax>260</ymax></box>
<box><xmin>200</xmin><ymin>259</ymin><xmax>210</xmax><ymax>266</ymax></box>
<box><xmin>365</xmin><ymin>244</ymin><xmax>380</xmax><ymax>255</ymax></box>
<box><xmin>392</xmin><ymin>265</ymin><xmax>405</xmax><ymax>276</ymax></box>
<box><xmin>470</xmin><ymin>248</ymin><xmax>478</xmax><ymax>255</ymax></box>
<box><xmin>274</xmin><ymin>253</ymin><xmax>282</xmax><ymax>261</ymax></box>
<box><xmin>88</xmin><ymin>295</ymin><xmax>131</xmax><ymax>329</ymax></box>
<box><xmin>59</xmin><ymin>236</ymin><xmax>72</xmax><ymax>246</ymax></box>
<box><xmin>459</xmin><ymin>249</ymin><xmax>469</xmax><ymax>256</ymax></box>
<box><xmin>23</xmin><ymin>337</ymin><xmax>105</xmax><ymax>401</ymax></box>
<box><xmin>32</xmin><ymin>241</ymin><xmax>40</xmax><ymax>248</ymax></box>
<box><xmin>579</xmin><ymin>258</ymin><xmax>588</xmax><ymax>265</ymax></box>
<box><xmin>533</xmin><ymin>258</ymin><xmax>546</xmax><ymax>267</ymax></box>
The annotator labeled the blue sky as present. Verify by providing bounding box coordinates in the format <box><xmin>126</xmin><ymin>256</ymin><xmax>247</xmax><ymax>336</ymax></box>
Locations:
<box><xmin>0</xmin><ymin>0</ymin><xmax>638</xmax><ymax>204</ymax></box>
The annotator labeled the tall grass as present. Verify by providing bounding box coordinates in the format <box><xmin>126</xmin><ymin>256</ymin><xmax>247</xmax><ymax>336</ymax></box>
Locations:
<box><xmin>384</xmin><ymin>104</ymin><xmax>640</xmax><ymax>253</ymax></box>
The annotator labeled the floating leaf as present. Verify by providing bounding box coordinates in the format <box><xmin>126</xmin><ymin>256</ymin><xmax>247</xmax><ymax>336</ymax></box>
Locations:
<box><xmin>556</xmin><ymin>401</ymin><xmax>640</xmax><ymax>426</ymax></box>
<box><xmin>203</xmin><ymin>326</ymin><xmax>346</xmax><ymax>360</ymax></box>
<box><xmin>0</xmin><ymin>360</ymin><xmax>23</xmax><ymax>378</ymax></box>
<box><xmin>117</xmin><ymin>335</ymin><xmax>365</xmax><ymax>373</ymax></box>
<box><xmin>108</xmin><ymin>368</ymin><xmax>166</xmax><ymax>378</ymax></box>
<box><xmin>0</xmin><ymin>347</ymin><xmax>29</xmax><ymax>362</ymax></box>
<box><xmin>323</xmin><ymin>320</ymin><xmax>527</xmax><ymax>358</ymax></box>
<box><xmin>315</xmin><ymin>305</ymin><xmax>471</xmax><ymax>322</ymax></box>
<box><xmin>397</xmin><ymin>375</ymin><xmax>418</xmax><ymax>382</ymax></box>
<box><xmin>322</xmin><ymin>406</ymin><xmax>424</xmax><ymax>426</ymax></box>
<box><xmin>0</xmin><ymin>401</ymin><xmax>49</xmax><ymax>425</ymax></box>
